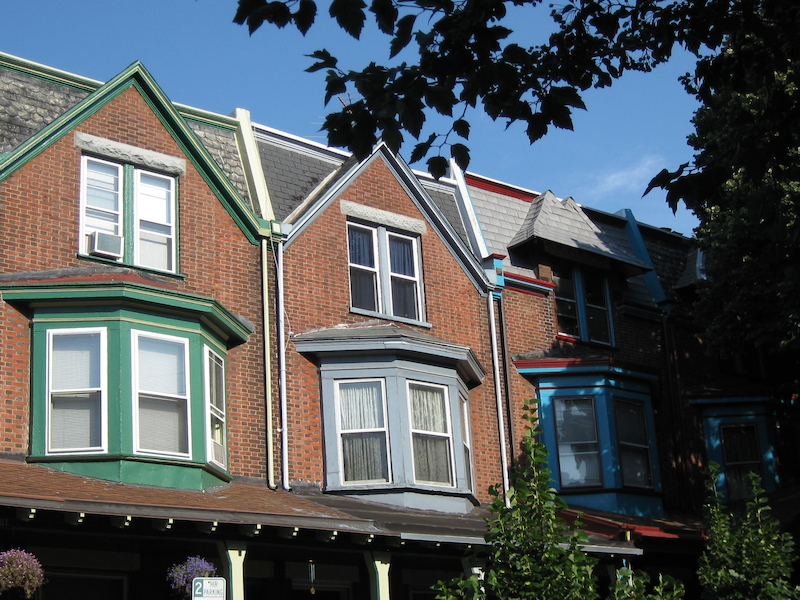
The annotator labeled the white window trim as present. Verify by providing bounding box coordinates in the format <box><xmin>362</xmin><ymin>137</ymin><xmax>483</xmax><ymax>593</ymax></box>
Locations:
<box><xmin>460</xmin><ymin>395</ymin><xmax>473</xmax><ymax>492</ymax></box>
<box><xmin>204</xmin><ymin>346</ymin><xmax>227</xmax><ymax>469</ymax></box>
<box><xmin>45</xmin><ymin>327</ymin><xmax>108</xmax><ymax>455</ymax></box>
<box><xmin>407</xmin><ymin>380</ymin><xmax>456</xmax><ymax>487</ymax></box>
<box><xmin>131</xmin><ymin>330</ymin><xmax>192</xmax><ymax>459</ymax></box>
<box><xmin>347</xmin><ymin>222</ymin><xmax>425</xmax><ymax>323</ymax></box>
<box><xmin>79</xmin><ymin>156</ymin><xmax>177</xmax><ymax>274</ymax></box>
<box><xmin>133</xmin><ymin>169</ymin><xmax>176</xmax><ymax>272</ymax></box>
<box><xmin>335</xmin><ymin>378</ymin><xmax>392</xmax><ymax>485</ymax></box>
<box><xmin>80</xmin><ymin>156</ymin><xmax>123</xmax><ymax>260</ymax></box>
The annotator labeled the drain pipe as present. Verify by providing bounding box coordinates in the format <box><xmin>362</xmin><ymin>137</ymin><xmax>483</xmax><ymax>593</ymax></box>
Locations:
<box><xmin>276</xmin><ymin>239</ymin><xmax>291</xmax><ymax>490</ymax></box>
<box><xmin>261</xmin><ymin>239</ymin><xmax>277</xmax><ymax>489</ymax></box>
<box><xmin>487</xmin><ymin>291</ymin><xmax>511</xmax><ymax>505</ymax></box>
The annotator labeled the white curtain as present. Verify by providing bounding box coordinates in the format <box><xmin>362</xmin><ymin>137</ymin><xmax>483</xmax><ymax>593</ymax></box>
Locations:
<box><xmin>410</xmin><ymin>384</ymin><xmax>452</xmax><ymax>484</ymax></box>
<box><xmin>555</xmin><ymin>397</ymin><xmax>601</xmax><ymax>487</ymax></box>
<box><xmin>339</xmin><ymin>381</ymin><xmax>388</xmax><ymax>482</ymax></box>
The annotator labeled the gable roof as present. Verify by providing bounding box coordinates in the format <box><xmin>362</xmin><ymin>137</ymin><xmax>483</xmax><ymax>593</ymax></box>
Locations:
<box><xmin>0</xmin><ymin>53</ymin><xmax>266</xmax><ymax>243</ymax></box>
<box><xmin>274</xmin><ymin>141</ymin><xmax>489</xmax><ymax>292</ymax></box>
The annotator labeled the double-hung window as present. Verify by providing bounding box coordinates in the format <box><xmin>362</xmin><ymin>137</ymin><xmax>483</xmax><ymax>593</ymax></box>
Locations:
<box><xmin>81</xmin><ymin>156</ymin><xmax>176</xmax><ymax>273</ymax></box>
<box><xmin>205</xmin><ymin>347</ymin><xmax>227</xmax><ymax>468</ymax></box>
<box><xmin>347</xmin><ymin>223</ymin><xmax>423</xmax><ymax>321</ymax></box>
<box><xmin>133</xmin><ymin>331</ymin><xmax>190</xmax><ymax>458</ymax></box>
<box><xmin>46</xmin><ymin>328</ymin><xmax>107</xmax><ymax>453</ymax></box>
<box><xmin>337</xmin><ymin>379</ymin><xmax>390</xmax><ymax>483</ymax></box>
<box><xmin>615</xmin><ymin>399</ymin><xmax>653</xmax><ymax>488</ymax></box>
<box><xmin>552</xmin><ymin>264</ymin><xmax>612</xmax><ymax>344</ymax></box>
<box><xmin>409</xmin><ymin>382</ymin><xmax>454</xmax><ymax>486</ymax></box>
<box><xmin>554</xmin><ymin>397</ymin><xmax>602</xmax><ymax>487</ymax></box>
<box><xmin>721</xmin><ymin>424</ymin><xmax>761</xmax><ymax>501</ymax></box>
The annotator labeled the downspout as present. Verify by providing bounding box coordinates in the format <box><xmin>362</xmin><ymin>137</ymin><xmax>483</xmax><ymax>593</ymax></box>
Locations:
<box><xmin>498</xmin><ymin>293</ymin><xmax>517</xmax><ymax>462</ymax></box>
<box><xmin>277</xmin><ymin>239</ymin><xmax>291</xmax><ymax>490</ymax></box>
<box><xmin>262</xmin><ymin>238</ymin><xmax>276</xmax><ymax>489</ymax></box>
<box><xmin>488</xmin><ymin>291</ymin><xmax>511</xmax><ymax>505</ymax></box>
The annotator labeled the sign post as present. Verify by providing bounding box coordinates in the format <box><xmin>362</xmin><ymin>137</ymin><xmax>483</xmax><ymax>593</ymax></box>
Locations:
<box><xmin>192</xmin><ymin>577</ymin><xmax>227</xmax><ymax>599</ymax></box>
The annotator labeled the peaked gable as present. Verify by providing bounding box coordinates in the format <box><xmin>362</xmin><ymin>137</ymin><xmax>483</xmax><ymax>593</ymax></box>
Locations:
<box><xmin>284</xmin><ymin>143</ymin><xmax>488</xmax><ymax>292</ymax></box>
<box><xmin>0</xmin><ymin>59</ymin><xmax>265</xmax><ymax>244</ymax></box>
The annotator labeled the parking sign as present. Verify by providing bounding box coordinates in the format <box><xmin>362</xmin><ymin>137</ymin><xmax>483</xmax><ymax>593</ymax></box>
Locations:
<box><xmin>192</xmin><ymin>577</ymin><xmax>226</xmax><ymax>599</ymax></box>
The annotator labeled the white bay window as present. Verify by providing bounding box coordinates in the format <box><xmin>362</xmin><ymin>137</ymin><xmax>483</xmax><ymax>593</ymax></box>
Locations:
<box><xmin>409</xmin><ymin>382</ymin><xmax>453</xmax><ymax>486</ymax></box>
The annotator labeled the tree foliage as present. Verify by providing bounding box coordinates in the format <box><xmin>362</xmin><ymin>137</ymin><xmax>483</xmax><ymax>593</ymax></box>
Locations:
<box><xmin>433</xmin><ymin>400</ymin><xmax>683</xmax><ymax>600</ymax></box>
<box><xmin>234</xmin><ymin>0</ymin><xmax>737</xmax><ymax>177</ymax></box>
<box><xmin>647</xmin><ymin>0</ymin><xmax>800</xmax><ymax>356</ymax></box>
<box><xmin>698</xmin><ymin>470</ymin><xmax>800</xmax><ymax>600</ymax></box>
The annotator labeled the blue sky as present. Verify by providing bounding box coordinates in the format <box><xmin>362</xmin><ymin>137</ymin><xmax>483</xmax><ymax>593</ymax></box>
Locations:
<box><xmin>2</xmin><ymin>0</ymin><xmax>700</xmax><ymax>234</ymax></box>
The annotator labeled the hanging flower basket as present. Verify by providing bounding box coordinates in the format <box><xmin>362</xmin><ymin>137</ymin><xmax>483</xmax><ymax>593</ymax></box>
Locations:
<box><xmin>0</xmin><ymin>549</ymin><xmax>44</xmax><ymax>599</ymax></box>
<box><xmin>167</xmin><ymin>556</ymin><xmax>217</xmax><ymax>598</ymax></box>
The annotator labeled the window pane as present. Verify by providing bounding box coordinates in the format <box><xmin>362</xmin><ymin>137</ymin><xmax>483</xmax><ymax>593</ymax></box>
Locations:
<box><xmin>555</xmin><ymin>398</ymin><xmax>601</xmax><ymax>487</ymax></box>
<box><xmin>86</xmin><ymin>161</ymin><xmax>120</xmax><ymax>209</ymax></box>
<box><xmin>137</xmin><ymin>174</ymin><xmax>172</xmax><ymax>224</ymax></box>
<box><xmin>342</xmin><ymin>432</ymin><xmax>389</xmax><ymax>482</ymax></box>
<box><xmin>208</xmin><ymin>352</ymin><xmax>225</xmax><ymax>411</ymax></box>
<box><xmin>410</xmin><ymin>384</ymin><xmax>447</xmax><ymax>433</ymax></box>
<box><xmin>391</xmin><ymin>277</ymin><xmax>418</xmax><ymax>319</ymax></box>
<box><xmin>583</xmin><ymin>270</ymin><xmax>607</xmax><ymax>307</ymax></box>
<box><xmin>138</xmin><ymin>336</ymin><xmax>186</xmax><ymax>396</ymax></box>
<box><xmin>51</xmin><ymin>333</ymin><xmax>101</xmax><ymax>391</ymax></box>
<box><xmin>617</xmin><ymin>401</ymin><xmax>648</xmax><ymax>446</ymax></box>
<box><xmin>350</xmin><ymin>267</ymin><xmax>378</xmax><ymax>311</ymax></box>
<box><xmin>138</xmin><ymin>228</ymin><xmax>173</xmax><ymax>271</ymax></box>
<box><xmin>586</xmin><ymin>305</ymin><xmax>611</xmax><ymax>343</ymax></box>
<box><xmin>50</xmin><ymin>392</ymin><xmax>101</xmax><ymax>450</ymax></box>
<box><xmin>85</xmin><ymin>208</ymin><xmax>120</xmax><ymax>235</ymax></box>
<box><xmin>339</xmin><ymin>381</ymin><xmax>384</xmax><ymax>430</ymax></box>
<box><xmin>348</xmin><ymin>226</ymin><xmax>375</xmax><ymax>268</ymax></box>
<box><xmin>722</xmin><ymin>425</ymin><xmax>761</xmax><ymax>501</ymax></box>
<box><xmin>138</xmin><ymin>395</ymin><xmax>188</xmax><ymax>454</ymax></box>
<box><xmin>389</xmin><ymin>235</ymin><xmax>415</xmax><ymax>277</ymax></box>
<box><xmin>552</xmin><ymin>266</ymin><xmax>575</xmax><ymax>300</ymax></box>
<box><xmin>413</xmin><ymin>434</ymin><xmax>452</xmax><ymax>484</ymax></box>
<box><xmin>620</xmin><ymin>446</ymin><xmax>651</xmax><ymax>487</ymax></box>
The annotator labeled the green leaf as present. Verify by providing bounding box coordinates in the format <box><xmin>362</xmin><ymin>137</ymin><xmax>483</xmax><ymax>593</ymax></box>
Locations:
<box><xmin>370</xmin><ymin>0</ymin><xmax>397</xmax><ymax>35</ymax></box>
<box><xmin>410</xmin><ymin>133</ymin><xmax>436</xmax><ymax>164</ymax></box>
<box><xmin>305</xmin><ymin>49</ymin><xmax>338</xmax><ymax>73</ymax></box>
<box><xmin>427</xmin><ymin>155</ymin><xmax>448</xmax><ymax>179</ymax></box>
<box><xmin>293</xmin><ymin>0</ymin><xmax>317</xmax><ymax>34</ymax></box>
<box><xmin>329</xmin><ymin>0</ymin><xmax>367</xmax><ymax>38</ymax></box>
<box><xmin>450</xmin><ymin>143</ymin><xmax>470</xmax><ymax>170</ymax></box>
<box><xmin>324</xmin><ymin>70</ymin><xmax>347</xmax><ymax>104</ymax></box>
<box><xmin>452</xmin><ymin>118</ymin><xmax>470</xmax><ymax>139</ymax></box>
<box><xmin>390</xmin><ymin>14</ymin><xmax>416</xmax><ymax>58</ymax></box>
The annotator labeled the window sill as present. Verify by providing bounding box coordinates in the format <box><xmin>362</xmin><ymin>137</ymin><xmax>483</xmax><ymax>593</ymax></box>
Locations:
<box><xmin>350</xmin><ymin>307</ymin><xmax>432</xmax><ymax>328</ymax></box>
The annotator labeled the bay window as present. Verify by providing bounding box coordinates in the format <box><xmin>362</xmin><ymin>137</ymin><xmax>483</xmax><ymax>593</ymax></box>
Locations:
<box><xmin>554</xmin><ymin>397</ymin><xmax>602</xmax><ymax>488</ymax></box>
<box><xmin>205</xmin><ymin>347</ymin><xmax>227</xmax><ymax>468</ymax></box>
<box><xmin>615</xmin><ymin>399</ymin><xmax>653</xmax><ymax>488</ymax></box>
<box><xmin>410</xmin><ymin>382</ymin><xmax>453</xmax><ymax>486</ymax></box>
<box><xmin>337</xmin><ymin>380</ymin><xmax>390</xmax><ymax>483</ymax></box>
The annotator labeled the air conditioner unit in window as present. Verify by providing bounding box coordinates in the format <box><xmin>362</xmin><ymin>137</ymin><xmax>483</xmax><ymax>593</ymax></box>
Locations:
<box><xmin>88</xmin><ymin>231</ymin><xmax>123</xmax><ymax>259</ymax></box>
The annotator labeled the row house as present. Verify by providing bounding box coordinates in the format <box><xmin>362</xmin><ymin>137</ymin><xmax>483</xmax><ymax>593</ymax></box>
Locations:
<box><xmin>1</xmin><ymin>50</ymin><xmax>798</xmax><ymax>600</ymax></box>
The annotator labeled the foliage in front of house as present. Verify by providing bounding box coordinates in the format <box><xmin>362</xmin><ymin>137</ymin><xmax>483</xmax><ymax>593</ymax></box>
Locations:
<box><xmin>434</xmin><ymin>400</ymin><xmax>684</xmax><ymax>600</ymax></box>
<box><xmin>698</xmin><ymin>470</ymin><xmax>800</xmax><ymax>600</ymax></box>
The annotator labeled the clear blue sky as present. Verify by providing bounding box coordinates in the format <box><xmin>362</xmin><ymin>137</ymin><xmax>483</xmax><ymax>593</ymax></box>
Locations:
<box><xmin>1</xmin><ymin>0</ymin><xmax>700</xmax><ymax>234</ymax></box>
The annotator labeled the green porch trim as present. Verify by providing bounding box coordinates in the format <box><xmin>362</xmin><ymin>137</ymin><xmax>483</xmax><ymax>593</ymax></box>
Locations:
<box><xmin>0</xmin><ymin>58</ymin><xmax>266</xmax><ymax>245</ymax></box>
<box><xmin>0</xmin><ymin>279</ymin><xmax>252</xmax><ymax>346</ymax></box>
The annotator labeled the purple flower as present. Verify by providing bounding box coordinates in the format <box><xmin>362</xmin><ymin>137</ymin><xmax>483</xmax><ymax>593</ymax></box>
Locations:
<box><xmin>167</xmin><ymin>556</ymin><xmax>217</xmax><ymax>598</ymax></box>
<box><xmin>0</xmin><ymin>549</ymin><xmax>44</xmax><ymax>599</ymax></box>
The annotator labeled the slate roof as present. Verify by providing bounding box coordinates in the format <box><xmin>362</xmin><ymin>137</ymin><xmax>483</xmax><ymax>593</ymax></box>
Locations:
<box><xmin>253</xmin><ymin>124</ymin><xmax>347</xmax><ymax>221</ymax></box>
<box><xmin>0</xmin><ymin>61</ymin><xmax>90</xmax><ymax>153</ymax></box>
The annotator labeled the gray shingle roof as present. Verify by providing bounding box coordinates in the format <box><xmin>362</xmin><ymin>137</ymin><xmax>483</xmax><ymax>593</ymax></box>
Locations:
<box><xmin>0</xmin><ymin>66</ymin><xmax>89</xmax><ymax>153</ymax></box>
<box><xmin>253</xmin><ymin>126</ymin><xmax>346</xmax><ymax>221</ymax></box>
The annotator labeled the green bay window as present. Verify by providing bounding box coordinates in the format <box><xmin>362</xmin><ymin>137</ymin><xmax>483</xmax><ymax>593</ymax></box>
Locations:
<box><xmin>3</xmin><ymin>279</ymin><xmax>251</xmax><ymax>490</ymax></box>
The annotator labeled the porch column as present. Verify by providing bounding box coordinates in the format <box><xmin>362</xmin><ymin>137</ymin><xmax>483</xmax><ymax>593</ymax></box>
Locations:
<box><xmin>366</xmin><ymin>551</ymin><xmax>391</xmax><ymax>600</ymax></box>
<box><xmin>225</xmin><ymin>540</ymin><xmax>248</xmax><ymax>600</ymax></box>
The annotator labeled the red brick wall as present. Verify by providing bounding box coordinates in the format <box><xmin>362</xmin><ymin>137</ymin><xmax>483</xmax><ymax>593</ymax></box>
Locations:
<box><xmin>0</xmin><ymin>86</ymin><xmax>267</xmax><ymax>479</ymax></box>
<box><xmin>280</xmin><ymin>156</ymin><xmax>505</xmax><ymax>501</ymax></box>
